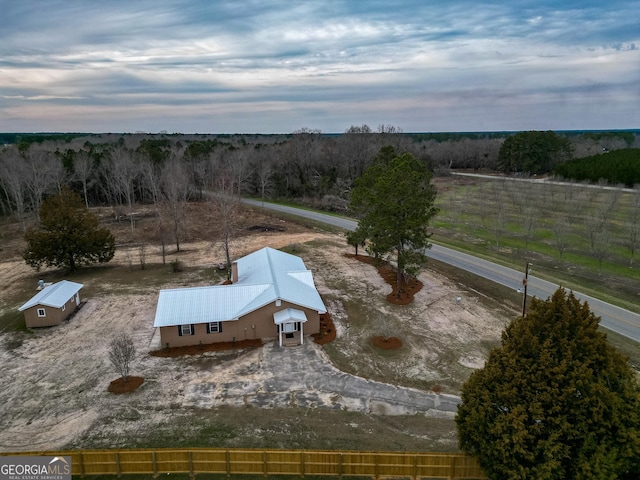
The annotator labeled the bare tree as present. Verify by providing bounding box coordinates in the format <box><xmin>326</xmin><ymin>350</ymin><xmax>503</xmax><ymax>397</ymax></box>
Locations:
<box><xmin>23</xmin><ymin>148</ymin><xmax>62</xmax><ymax>223</ymax></box>
<box><xmin>286</xmin><ymin>127</ymin><xmax>323</xmax><ymax>196</ymax></box>
<box><xmin>228</xmin><ymin>149</ymin><xmax>251</xmax><ymax>195</ymax></box>
<box><xmin>161</xmin><ymin>156</ymin><xmax>190</xmax><ymax>252</ymax></box>
<box><xmin>108</xmin><ymin>332</ymin><xmax>136</xmax><ymax>382</ymax></box>
<box><xmin>521</xmin><ymin>205</ymin><xmax>538</xmax><ymax>251</ymax></box>
<box><xmin>73</xmin><ymin>150</ymin><xmax>94</xmax><ymax>207</ymax></box>
<box><xmin>251</xmin><ymin>149</ymin><xmax>275</xmax><ymax>207</ymax></box>
<box><xmin>341</xmin><ymin>124</ymin><xmax>375</xmax><ymax>181</ymax></box>
<box><xmin>0</xmin><ymin>148</ymin><xmax>29</xmax><ymax>230</ymax></box>
<box><xmin>140</xmin><ymin>156</ymin><xmax>169</xmax><ymax>262</ymax></box>
<box><xmin>552</xmin><ymin>216</ymin><xmax>571</xmax><ymax>258</ymax></box>
<box><xmin>590</xmin><ymin>227</ymin><xmax>611</xmax><ymax>273</ymax></box>
<box><xmin>585</xmin><ymin>189</ymin><xmax>619</xmax><ymax>251</ymax></box>
<box><xmin>489</xmin><ymin>181</ymin><xmax>507</xmax><ymax>246</ymax></box>
<box><xmin>140</xmin><ymin>156</ymin><xmax>163</xmax><ymax>216</ymax></box>
<box><xmin>210</xmin><ymin>172</ymin><xmax>240</xmax><ymax>273</ymax></box>
<box><xmin>105</xmin><ymin>145</ymin><xmax>139</xmax><ymax>233</ymax></box>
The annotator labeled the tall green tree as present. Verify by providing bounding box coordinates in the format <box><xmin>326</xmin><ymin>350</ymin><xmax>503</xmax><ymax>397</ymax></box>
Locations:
<box><xmin>24</xmin><ymin>187</ymin><xmax>116</xmax><ymax>272</ymax></box>
<box><xmin>349</xmin><ymin>147</ymin><xmax>438</xmax><ymax>297</ymax></box>
<box><xmin>498</xmin><ymin>130</ymin><xmax>573</xmax><ymax>174</ymax></box>
<box><xmin>456</xmin><ymin>288</ymin><xmax>640</xmax><ymax>480</ymax></box>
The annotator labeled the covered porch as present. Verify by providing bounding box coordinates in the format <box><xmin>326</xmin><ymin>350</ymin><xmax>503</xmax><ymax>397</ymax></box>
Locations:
<box><xmin>274</xmin><ymin>308</ymin><xmax>308</xmax><ymax>347</ymax></box>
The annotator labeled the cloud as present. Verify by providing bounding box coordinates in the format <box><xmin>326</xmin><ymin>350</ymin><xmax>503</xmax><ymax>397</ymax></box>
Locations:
<box><xmin>0</xmin><ymin>0</ymin><xmax>638</xmax><ymax>132</ymax></box>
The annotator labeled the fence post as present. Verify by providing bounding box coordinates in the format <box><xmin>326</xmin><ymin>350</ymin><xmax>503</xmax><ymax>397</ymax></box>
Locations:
<box><xmin>225</xmin><ymin>450</ymin><xmax>231</xmax><ymax>478</ymax></box>
<box><xmin>412</xmin><ymin>454</ymin><xmax>417</xmax><ymax>480</ymax></box>
<box><xmin>262</xmin><ymin>451</ymin><xmax>268</xmax><ymax>477</ymax></box>
<box><xmin>374</xmin><ymin>453</ymin><xmax>379</xmax><ymax>480</ymax></box>
<box><xmin>300</xmin><ymin>451</ymin><xmax>305</xmax><ymax>477</ymax></box>
<box><xmin>115</xmin><ymin>452</ymin><xmax>121</xmax><ymax>478</ymax></box>
<box><xmin>449</xmin><ymin>455</ymin><xmax>456</xmax><ymax>480</ymax></box>
<box><xmin>152</xmin><ymin>451</ymin><xmax>158</xmax><ymax>479</ymax></box>
<box><xmin>189</xmin><ymin>451</ymin><xmax>194</xmax><ymax>479</ymax></box>
<box><xmin>79</xmin><ymin>451</ymin><xmax>85</xmax><ymax>478</ymax></box>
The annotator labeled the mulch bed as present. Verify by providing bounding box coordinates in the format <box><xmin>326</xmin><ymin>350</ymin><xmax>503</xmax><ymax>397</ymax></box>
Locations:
<box><xmin>312</xmin><ymin>313</ymin><xmax>336</xmax><ymax>345</ymax></box>
<box><xmin>107</xmin><ymin>376</ymin><xmax>144</xmax><ymax>394</ymax></box>
<box><xmin>149</xmin><ymin>339</ymin><xmax>262</xmax><ymax>357</ymax></box>
<box><xmin>372</xmin><ymin>336</ymin><xmax>403</xmax><ymax>350</ymax></box>
<box><xmin>344</xmin><ymin>253</ymin><xmax>423</xmax><ymax>305</ymax></box>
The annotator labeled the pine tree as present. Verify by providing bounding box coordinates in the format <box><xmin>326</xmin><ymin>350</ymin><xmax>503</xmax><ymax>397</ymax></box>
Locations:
<box><xmin>349</xmin><ymin>147</ymin><xmax>438</xmax><ymax>297</ymax></box>
<box><xmin>456</xmin><ymin>288</ymin><xmax>640</xmax><ymax>479</ymax></box>
<box><xmin>23</xmin><ymin>187</ymin><xmax>116</xmax><ymax>272</ymax></box>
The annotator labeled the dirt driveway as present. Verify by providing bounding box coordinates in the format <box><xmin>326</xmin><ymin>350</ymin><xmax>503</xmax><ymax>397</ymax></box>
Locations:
<box><xmin>182</xmin><ymin>340</ymin><xmax>460</xmax><ymax>415</ymax></box>
<box><xmin>0</xmin><ymin>224</ymin><xmax>512</xmax><ymax>451</ymax></box>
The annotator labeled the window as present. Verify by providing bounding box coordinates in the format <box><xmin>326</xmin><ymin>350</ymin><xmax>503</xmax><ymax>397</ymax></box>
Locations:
<box><xmin>207</xmin><ymin>322</ymin><xmax>223</xmax><ymax>334</ymax></box>
<box><xmin>61</xmin><ymin>304</ymin><xmax>66</xmax><ymax>312</ymax></box>
<box><xmin>180</xmin><ymin>324</ymin><xmax>193</xmax><ymax>336</ymax></box>
<box><xmin>37</xmin><ymin>308</ymin><xmax>46</xmax><ymax>317</ymax></box>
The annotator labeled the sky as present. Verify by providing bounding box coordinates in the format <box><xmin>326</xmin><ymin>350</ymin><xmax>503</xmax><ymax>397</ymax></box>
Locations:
<box><xmin>1</xmin><ymin>0</ymin><xmax>639</xmax><ymax>134</ymax></box>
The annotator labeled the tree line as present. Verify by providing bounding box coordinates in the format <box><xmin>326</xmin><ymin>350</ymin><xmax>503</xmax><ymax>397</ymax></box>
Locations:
<box><xmin>554</xmin><ymin>148</ymin><xmax>640</xmax><ymax>187</ymax></box>
<box><xmin>0</xmin><ymin>128</ymin><xmax>637</xmax><ymax>229</ymax></box>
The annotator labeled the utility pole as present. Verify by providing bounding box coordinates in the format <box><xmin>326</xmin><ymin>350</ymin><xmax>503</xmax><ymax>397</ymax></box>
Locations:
<box><xmin>522</xmin><ymin>262</ymin><xmax>532</xmax><ymax>317</ymax></box>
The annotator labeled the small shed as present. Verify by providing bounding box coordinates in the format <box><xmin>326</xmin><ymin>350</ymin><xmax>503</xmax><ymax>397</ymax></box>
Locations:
<box><xmin>18</xmin><ymin>280</ymin><xmax>84</xmax><ymax>328</ymax></box>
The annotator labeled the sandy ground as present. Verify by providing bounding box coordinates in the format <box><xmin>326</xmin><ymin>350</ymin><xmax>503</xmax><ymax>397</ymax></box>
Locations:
<box><xmin>0</xmin><ymin>226</ymin><xmax>513</xmax><ymax>451</ymax></box>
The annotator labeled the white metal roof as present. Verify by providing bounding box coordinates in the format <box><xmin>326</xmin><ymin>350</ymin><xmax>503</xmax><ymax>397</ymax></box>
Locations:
<box><xmin>18</xmin><ymin>280</ymin><xmax>83</xmax><ymax>311</ymax></box>
<box><xmin>273</xmin><ymin>308</ymin><xmax>308</xmax><ymax>324</ymax></box>
<box><xmin>153</xmin><ymin>247</ymin><xmax>326</xmax><ymax>328</ymax></box>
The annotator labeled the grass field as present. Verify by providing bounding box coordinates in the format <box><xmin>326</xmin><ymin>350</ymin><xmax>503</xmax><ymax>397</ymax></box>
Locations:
<box><xmin>432</xmin><ymin>175</ymin><xmax>640</xmax><ymax>313</ymax></box>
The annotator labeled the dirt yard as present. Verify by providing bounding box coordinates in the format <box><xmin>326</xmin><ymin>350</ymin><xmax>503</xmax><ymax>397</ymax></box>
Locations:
<box><xmin>0</xmin><ymin>203</ymin><xmax>514</xmax><ymax>451</ymax></box>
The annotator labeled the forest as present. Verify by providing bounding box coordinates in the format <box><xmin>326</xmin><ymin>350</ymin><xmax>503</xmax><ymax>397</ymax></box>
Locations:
<box><xmin>554</xmin><ymin>148</ymin><xmax>640</xmax><ymax>187</ymax></box>
<box><xmin>1</xmin><ymin>128</ymin><xmax>637</xmax><ymax>214</ymax></box>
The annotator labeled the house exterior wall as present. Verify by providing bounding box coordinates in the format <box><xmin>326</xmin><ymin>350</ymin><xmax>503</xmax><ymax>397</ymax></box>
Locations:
<box><xmin>159</xmin><ymin>300</ymin><xmax>321</xmax><ymax>348</ymax></box>
<box><xmin>23</xmin><ymin>294</ymin><xmax>80</xmax><ymax>328</ymax></box>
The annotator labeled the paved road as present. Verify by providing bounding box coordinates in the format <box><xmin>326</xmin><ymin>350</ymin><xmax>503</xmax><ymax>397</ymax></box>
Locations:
<box><xmin>243</xmin><ymin>199</ymin><xmax>640</xmax><ymax>342</ymax></box>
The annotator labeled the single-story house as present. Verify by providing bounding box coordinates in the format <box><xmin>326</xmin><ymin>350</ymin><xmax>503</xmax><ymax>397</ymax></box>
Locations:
<box><xmin>18</xmin><ymin>280</ymin><xmax>84</xmax><ymax>328</ymax></box>
<box><xmin>153</xmin><ymin>247</ymin><xmax>327</xmax><ymax>347</ymax></box>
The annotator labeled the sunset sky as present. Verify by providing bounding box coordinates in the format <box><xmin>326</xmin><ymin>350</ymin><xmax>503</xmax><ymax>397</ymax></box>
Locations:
<box><xmin>1</xmin><ymin>0</ymin><xmax>638</xmax><ymax>133</ymax></box>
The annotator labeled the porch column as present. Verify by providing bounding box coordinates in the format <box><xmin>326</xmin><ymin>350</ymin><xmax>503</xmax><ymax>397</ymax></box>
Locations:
<box><xmin>300</xmin><ymin>322</ymin><xmax>304</xmax><ymax>344</ymax></box>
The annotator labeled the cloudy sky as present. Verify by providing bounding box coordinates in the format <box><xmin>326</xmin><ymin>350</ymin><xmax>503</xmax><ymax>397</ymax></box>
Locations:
<box><xmin>1</xmin><ymin>0</ymin><xmax>638</xmax><ymax>133</ymax></box>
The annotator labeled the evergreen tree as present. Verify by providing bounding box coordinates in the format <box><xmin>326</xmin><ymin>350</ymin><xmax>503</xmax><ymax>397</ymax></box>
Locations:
<box><xmin>349</xmin><ymin>146</ymin><xmax>438</xmax><ymax>297</ymax></box>
<box><xmin>498</xmin><ymin>130</ymin><xmax>573</xmax><ymax>174</ymax></box>
<box><xmin>456</xmin><ymin>288</ymin><xmax>640</xmax><ymax>479</ymax></box>
<box><xmin>23</xmin><ymin>187</ymin><xmax>116</xmax><ymax>272</ymax></box>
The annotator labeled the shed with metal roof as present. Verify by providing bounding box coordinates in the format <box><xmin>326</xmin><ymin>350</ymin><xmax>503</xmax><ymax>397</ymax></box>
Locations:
<box><xmin>18</xmin><ymin>280</ymin><xmax>84</xmax><ymax>328</ymax></box>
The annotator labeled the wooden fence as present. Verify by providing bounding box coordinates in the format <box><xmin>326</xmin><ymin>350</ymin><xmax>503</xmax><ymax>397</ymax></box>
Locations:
<box><xmin>1</xmin><ymin>449</ymin><xmax>486</xmax><ymax>479</ymax></box>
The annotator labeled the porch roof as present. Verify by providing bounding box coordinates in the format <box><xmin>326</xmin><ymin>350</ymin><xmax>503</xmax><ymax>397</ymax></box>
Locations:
<box><xmin>273</xmin><ymin>308</ymin><xmax>308</xmax><ymax>325</ymax></box>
